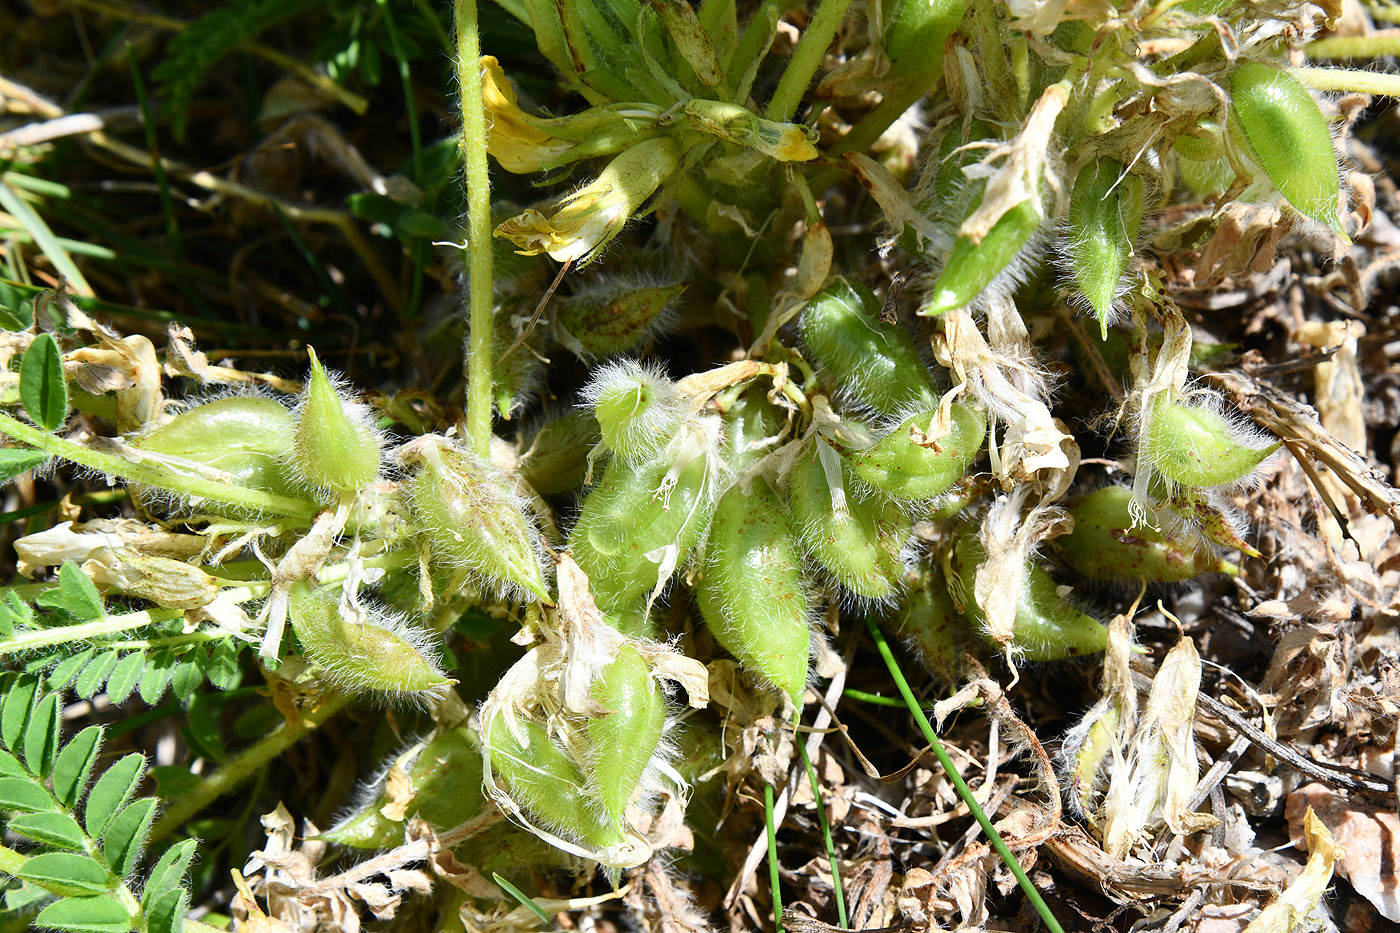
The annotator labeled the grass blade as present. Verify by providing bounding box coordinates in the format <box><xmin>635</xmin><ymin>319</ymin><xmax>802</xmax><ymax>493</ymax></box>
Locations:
<box><xmin>0</xmin><ymin>175</ymin><xmax>93</xmax><ymax>297</ymax></box>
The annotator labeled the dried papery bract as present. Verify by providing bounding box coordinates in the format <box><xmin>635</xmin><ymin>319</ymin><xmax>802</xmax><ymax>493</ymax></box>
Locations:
<box><xmin>582</xmin><ymin>359</ymin><xmax>686</xmax><ymax>465</ymax></box>
<box><xmin>402</xmin><ymin>436</ymin><xmax>550</xmax><ymax>602</ymax></box>
<box><xmin>286</xmin><ymin>583</ymin><xmax>451</xmax><ymax>700</ymax></box>
<box><xmin>292</xmin><ymin>347</ymin><xmax>382</xmax><ymax>497</ymax></box>
<box><xmin>696</xmin><ymin>476</ymin><xmax>811</xmax><ymax>704</ymax></box>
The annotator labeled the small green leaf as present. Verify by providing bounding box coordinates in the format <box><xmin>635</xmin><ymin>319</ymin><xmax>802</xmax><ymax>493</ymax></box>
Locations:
<box><xmin>52</xmin><ymin>725</ymin><xmax>104</xmax><ymax>810</ymax></box>
<box><xmin>0</xmin><ymin>774</ymin><xmax>53</xmax><ymax>811</ymax></box>
<box><xmin>48</xmin><ymin>647</ymin><xmax>96</xmax><ymax>691</ymax></box>
<box><xmin>169</xmin><ymin>651</ymin><xmax>205</xmax><ymax>705</ymax></box>
<box><xmin>34</xmin><ymin>894</ymin><xmax>133</xmax><ymax>933</ymax></box>
<box><xmin>0</xmin><ymin>448</ymin><xmax>48</xmax><ymax>483</ymax></box>
<box><xmin>84</xmin><ymin>753</ymin><xmax>145</xmax><ymax>838</ymax></box>
<box><xmin>22</xmin><ymin>691</ymin><xmax>59</xmax><ymax>778</ymax></box>
<box><xmin>142</xmin><ymin>838</ymin><xmax>197</xmax><ymax>909</ymax></box>
<box><xmin>2</xmin><ymin>672</ymin><xmax>40</xmax><ymax>750</ymax></box>
<box><xmin>0</xmin><ymin>590</ymin><xmax>36</xmax><ymax>636</ymax></box>
<box><xmin>144</xmin><ymin>888</ymin><xmax>187</xmax><ymax>933</ymax></box>
<box><xmin>104</xmin><ymin>652</ymin><xmax>144</xmax><ymax>705</ymax></box>
<box><xmin>102</xmin><ymin>797</ymin><xmax>158</xmax><ymax>876</ymax></box>
<box><xmin>206</xmin><ymin>639</ymin><xmax>242</xmax><ymax>690</ymax></box>
<box><xmin>19</xmin><ymin>333</ymin><xmax>69</xmax><ymax>432</ymax></box>
<box><xmin>17</xmin><ymin>852</ymin><xmax>114</xmax><ymax>896</ymax></box>
<box><xmin>0</xmin><ymin>747</ymin><xmax>24</xmax><ymax>776</ymax></box>
<box><xmin>9</xmin><ymin>810</ymin><xmax>86</xmax><ymax>849</ymax></box>
<box><xmin>147</xmin><ymin>765</ymin><xmax>201</xmax><ymax>800</ymax></box>
<box><xmin>75</xmin><ymin>649</ymin><xmax>120</xmax><ymax>700</ymax></box>
<box><xmin>138</xmin><ymin>651</ymin><xmax>176</xmax><ymax>706</ymax></box>
<box><xmin>58</xmin><ymin>562</ymin><xmax>104</xmax><ymax>622</ymax></box>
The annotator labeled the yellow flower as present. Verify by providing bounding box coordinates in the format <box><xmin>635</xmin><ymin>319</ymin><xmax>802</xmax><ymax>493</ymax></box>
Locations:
<box><xmin>495</xmin><ymin>137</ymin><xmax>681</xmax><ymax>264</ymax></box>
<box><xmin>480</xmin><ymin>55</ymin><xmax>574</xmax><ymax>174</ymax></box>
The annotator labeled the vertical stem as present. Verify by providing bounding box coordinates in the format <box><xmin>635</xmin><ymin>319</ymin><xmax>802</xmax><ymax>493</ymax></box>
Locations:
<box><xmin>765</xmin><ymin>0</ymin><xmax>853</xmax><ymax>123</ymax></box>
<box><xmin>764</xmin><ymin>782</ymin><xmax>784</xmax><ymax>933</ymax></box>
<box><xmin>455</xmin><ymin>0</ymin><xmax>495</xmax><ymax>459</ymax></box>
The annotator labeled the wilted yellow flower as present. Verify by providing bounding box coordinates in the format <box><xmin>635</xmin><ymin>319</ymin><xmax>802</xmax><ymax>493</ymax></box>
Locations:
<box><xmin>494</xmin><ymin>137</ymin><xmax>681</xmax><ymax>264</ymax></box>
<box><xmin>681</xmin><ymin>99</ymin><xmax>818</xmax><ymax>162</ymax></box>
<box><xmin>480</xmin><ymin>55</ymin><xmax>574</xmax><ymax>174</ymax></box>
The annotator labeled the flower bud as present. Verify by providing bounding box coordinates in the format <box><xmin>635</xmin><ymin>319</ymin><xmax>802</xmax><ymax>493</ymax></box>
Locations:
<box><xmin>1066</xmin><ymin>161</ymin><xmax>1145</xmax><ymax>338</ymax></box>
<box><xmin>403</xmin><ymin>438</ymin><xmax>550</xmax><ymax>602</ymax></box>
<box><xmin>849</xmin><ymin>403</ymin><xmax>986</xmax><ymax>501</ymax></box>
<box><xmin>788</xmin><ymin>439</ymin><xmax>910</xmax><ymax>600</ymax></box>
<box><xmin>1059</xmin><ymin>486</ymin><xmax>1237</xmax><ymax>582</ymax></box>
<box><xmin>293</xmin><ymin>348</ymin><xmax>382</xmax><ymax>495</ymax></box>
<box><xmin>1229</xmin><ymin>62</ymin><xmax>1346</xmax><ymax>236</ymax></box>
<box><xmin>697</xmin><ymin>478</ymin><xmax>811</xmax><ymax>703</ymax></box>
<box><xmin>1144</xmin><ymin>397</ymin><xmax>1280</xmax><ymax>488</ymax></box>
<box><xmin>287</xmin><ymin>583</ymin><xmax>451</xmax><ymax>698</ymax></box>
<box><xmin>799</xmin><ymin>280</ymin><xmax>939</xmax><ymax>417</ymax></box>
<box><xmin>587</xmin><ymin>644</ymin><xmax>666</xmax><ymax>829</ymax></box>
<box><xmin>581</xmin><ymin>360</ymin><xmax>686</xmax><ymax>464</ymax></box>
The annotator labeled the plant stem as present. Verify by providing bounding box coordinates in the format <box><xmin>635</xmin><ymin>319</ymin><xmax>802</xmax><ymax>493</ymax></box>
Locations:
<box><xmin>765</xmin><ymin>0</ymin><xmax>853</xmax><ymax>123</ymax></box>
<box><xmin>0</xmin><ymin>413</ymin><xmax>319</xmax><ymax>521</ymax></box>
<box><xmin>763</xmin><ymin>782</ymin><xmax>784</xmax><ymax>933</ymax></box>
<box><xmin>148</xmin><ymin>690</ymin><xmax>354</xmax><ymax>845</ymax></box>
<box><xmin>0</xmin><ymin>605</ymin><xmax>183</xmax><ymax>656</ymax></box>
<box><xmin>454</xmin><ymin>0</ymin><xmax>495</xmax><ymax>460</ymax></box>
<box><xmin>1289</xmin><ymin>65</ymin><xmax>1400</xmax><ymax>97</ymax></box>
<box><xmin>1306</xmin><ymin>32</ymin><xmax>1400</xmax><ymax>59</ymax></box>
<box><xmin>864</xmin><ymin>615</ymin><xmax>1066</xmax><ymax>933</ymax></box>
<box><xmin>797</xmin><ymin>741</ymin><xmax>847</xmax><ymax>928</ymax></box>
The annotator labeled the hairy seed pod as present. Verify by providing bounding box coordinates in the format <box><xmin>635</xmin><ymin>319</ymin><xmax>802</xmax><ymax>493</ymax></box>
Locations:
<box><xmin>582</xmin><ymin>360</ymin><xmax>686</xmax><ymax>464</ymax></box>
<box><xmin>697</xmin><ymin>478</ymin><xmax>810</xmax><ymax>703</ymax></box>
<box><xmin>517</xmin><ymin>411</ymin><xmax>601</xmax><ymax>496</ymax></box>
<box><xmin>799</xmin><ymin>280</ymin><xmax>938</xmax><ymax>417</ymax></box>
<box><xmin>1145</xmin><ymin>399</ymin><xmax>1279</xmax><ymax>487</ymax></box>
<box><xmin>1229</xmin><ymin>62</ymin><xmax>1345</xmax><ymax>235</ymax></box>
<box><xmin>323</xmin><ymin>726</ymin><xmax>483</xmax><ymax>848</ymax></box>
<box><xmin>287</xmin><ymin>584</ymin><xmax>451</xmax><ymax>697</ymax></box>
<box><xmin>587</xmin><ymin>644</ymin><xmax>666</xmax><ymax>828</ymax></box>
<box><xmin>485</xmin><ymin>711</ymin><xmax>627</xmax><ymax>853</ymax></box>
<box><xmin>1059</xmin><ymin>486</ymin><xmax>1237</xmax><ymax>582</ymax></box>
<box><xmin>881</xmin><ymin>0</ymin><xmax>966</xmax><ymax>81</ymax></box>
<box><xmin>555</xmin><ymin>280</ymin><xmax>685</xmax><ymax>359</ymax></box>
<box><xmin>293</xmin><ymin>348</ymin><xmax>382</xmax><ymax>495</ymax></box>
<box><xmin>720</xmin><ymin>388</ymin><xmax>784</xmax><ymax>475</ymax></box>
<box><xmin>921</xmin><ymin>189</ymin><xmax>1043</xmax><ymax>317</ymax></box>
<box><xmin>135</xmin><ymin>396</ymin><xmax>303</xmax><ymax>514</ymax></box>
<box><xmin>568</xmin><ymin>440</ymin><xmax>715</xmax><ymax>610</ymax></box>
<box><xmin>885</xmin><ymin>566</ymin><xmax>965</xmax><ymax>685</ymax></box>
<box><xmin>404</xmin><ymin>438</ymin><xmax>550</xmax><ymax>601</ymax></box>
<box><xmin>789</xmin><ymin>440</ymin><xmax>910</xmax><ymax>600</ymax></box>
<box><xmin>1066</xmin><ymin>161</ymin><xmax>1145</xmax><ymax>338</ymax></box>
<box><xmin>849</xmin><ymin>403</ymin><xmax>986</xmax><ymax>500</ymax></box>
<box><xmin>948</xmin><ymin>533</ymin><xmax>1108</xmax><ymax>661</ymax></box>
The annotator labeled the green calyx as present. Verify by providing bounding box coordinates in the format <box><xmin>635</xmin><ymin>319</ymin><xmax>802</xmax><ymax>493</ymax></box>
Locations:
<box><xmin>1066</xmin><ymin>161</ymin><xmax>1145</xmax><ymax>338</ymax></box>
<box><xmin>1229</xmin><ymin>61</ymin><xmax>1346</xmax><ymax>237</ymax></box>
<box><xmin>697</xmin><ymin>478</ymin><xmax>811</xmax><ymax>703</ymax></box>
<box><xmin>293</xmin><ymin>347</ymin><xmax>381</xmax><ymax>495</ymax></box>
<box><xmin>850</xmin><ymin>403</ymin><xmax>986</xmax><ymax>501</ymax></box>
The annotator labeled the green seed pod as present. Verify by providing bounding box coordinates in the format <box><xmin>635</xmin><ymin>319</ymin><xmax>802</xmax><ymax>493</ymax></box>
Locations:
<box><xmin>1066</xmin><ymin>161</ymin><xmax>1145</xmax><ymax>338</ymax></box>
<box><xmin>948</xmin><ymin>533</ymin><xmax>1108</xmax><ymax>661</ymax></box>
<box><xmin>403</xmin><ymin>438</ymin><xmax>550</xmax><ymax>602</ymax></box>
<box><xmin>719</xmin><ymin>388</ymin><xmax>784</xmax><ymax>475</ymax></box>
<box><xmin>292</xmin><ymin>348</ymin><xmax>382</xmax><ymax>495</ymax></box>
<box><xmin>134</xmin><ymin>396</ymin><xmax>303</xmax><ymax>515</ymax></box>
<box><xmin>799</xmin><ymin>280</ymin><xmax>938</xmax><ymax>417</ymax></box>
<box><xmin>696</xmin><ymin>478</ymin><xmax>811</xmax><ymax>703</ymax></box>
<box><xmin>322</xmin><ymin>726</ymin><xmax>484</xmax><ymax>849</ymax></box>
<box><xmin>1059</xmin><ymin>486</ymin><xmax>1237</xmax><ymax>582</ymax></box>
<box><xmin>1145</xmin><ymin>398</ymin><xmax>1280</xmax><ymax>487</ymax></box>
<box><xmin>555</xmin><ymin>280</ymin><xmax>685</xmax><ymax>359</ymax></box>
<box><xmin>568</xmin><ymin>434</ymin><xmax>715</xmax><ymax>610</ymax></box>
<box><xmin>1229</xmin><ymin>62</ymin><xmax>1345</xmax><ymax>235</ymax></box>
<box><xmin>587</xmin><ymin>644</ymin><xmax>666</xmax><ymax>829</ymax></box>
<box><xmin>788</xmin><ymin>440</ymin><xmax>910</xmax><ymax>600</ymax></box>
<box><xmin>884</xmin><ymin>565</ymin><xmax>966</xmax><ymax>686</ymax></box>
<box><xmin>582</xmin><ymin>360</ymin><xmax>686</xmax><ymax>464</ymax></box>
<box><xmin>286</xmin><ymin>583</ymin><xmax>451</xmax><ymax>697</ymax></box>
<box><xmin>484</xmin><ymin>711</ymin><xmax>627</xmax><ymax>854</ymax></box>
<box><xmin>849</xmin><ymin>403</ymin><xmax>986</xmax><ymax>500</ymax></box>
<box><xmin>881</xmin><ymin>0</ymin><xmax>966</xmax><ymax>80</ymax></box>
<box><xmin>921</xmin><ymin>191</ymin><xmax>1043</xmax><ymax>317</ymax></box>
<box><xmin>517</xmin><ymin>411</ymin><xmax>601</xmax><ymax>497</ymax></box>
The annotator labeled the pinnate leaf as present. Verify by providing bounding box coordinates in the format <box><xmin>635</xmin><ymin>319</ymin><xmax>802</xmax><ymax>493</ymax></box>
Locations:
<box><xmin>102</xmin><ymin>797</ymin><xmax>158</xmax><ymax>876</ymax></box>
<box><xmin>52</xmin><ymin>725</ymin><xmax>104</xmax><ymax>810</ymax></box>
<box><xmin>48</xmin><ymin>647</ymin><xmax>96</xmax><ymax>691</ymax></box>
<box><xmin>0</xmin><ymin>447</ymin><xmax>48</xmax><ymax>483</ymax></box>
<box><xmin>85</xmin><ymin>753</ymin><xmax>145</xmax><ymax>838</ymax></box>
<box><xmin>0</xmin><ymin>774</ymin><xmax>53</xmax><ymax>812</ymax></box>
<box><xmin>17</xmin><ymin>851</ymin><xmax>113</xmax><ymax>896</ymax></box>
<box><xmin>8</xmin><ymin>811</ymin><xmax>86</xmax><ymax>849</ymax></box>
<box><xmin>142</xmin><ymin>838</ymin><xmax>197</xmax><ymax>910</ymax></box>
<box><xmin>104</xmin><ymin>652</ymin><xmax>144</xmax><ymax>704</ymax></box>
<box><xmin>58</xmin><ymin>561</ymin><xmax>104</xmax><ymax>622</ymax></box>
<box><xmin>75</xmin><ymin>649</ymin><xmax>120</xmax><ymax>699</ymax></box>
<box><xmin>22</xmin><ymin>691</ymin><xmax>60</xmax><ymax>778</ymax></box>
<box><xmin>2</xmin><ymin>672</ymin><xmax>40</xmax><ymax>750</ymax></box>
<box><xmin>19</xmin><ymin>333</ymin><xmax>69</xmax><ymax>432</ymax></box>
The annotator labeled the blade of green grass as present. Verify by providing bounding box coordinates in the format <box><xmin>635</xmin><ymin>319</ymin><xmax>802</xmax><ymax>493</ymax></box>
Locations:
<box><xmin>126</xmin><ymin>44</ymin><xmax>183</xmax><ymax>260</ymax></box>
<box><xmin>864</xmin><ymin>614</ymin><xmax>1065</xmax><ymax>933</ymax></box>
<box><xmin>492</xmin><ymin>872</ymin><xmax>551</xmax><ymax>924</ymax></box>
<box><xmin>764</xmin><ymin>782</ymin><xmax>784</xmax><ymax>933</ymax></box>
<box><xmin>797</xmin><ymin>740</ymin><xmax>847</xmax><ymax>928</ymax></box>
<box><xmin>0</xmin><ymin>175</ymin><xmax>93</xmax><ymax>297</ymax></box>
